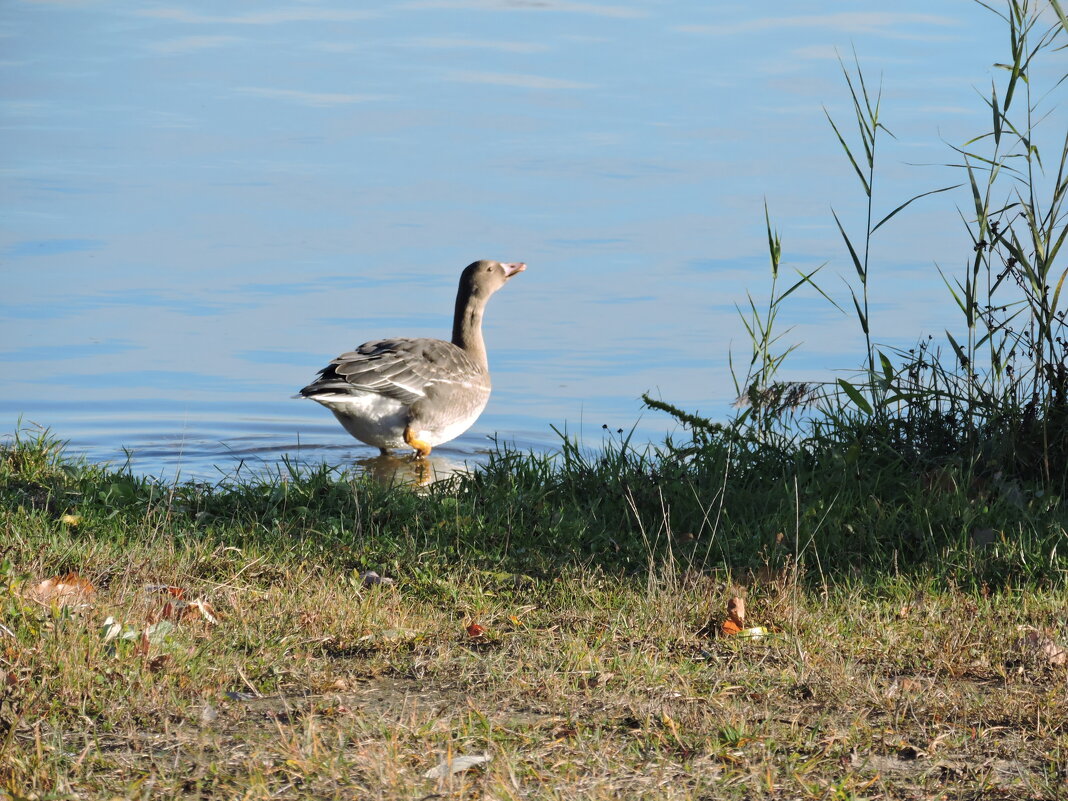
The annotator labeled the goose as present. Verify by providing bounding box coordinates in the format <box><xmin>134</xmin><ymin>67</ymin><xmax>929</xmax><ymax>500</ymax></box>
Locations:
<box><xmin>299</xmin><ymin>259</ymin><xmax>525</xmax><ymax>457</ymax></box>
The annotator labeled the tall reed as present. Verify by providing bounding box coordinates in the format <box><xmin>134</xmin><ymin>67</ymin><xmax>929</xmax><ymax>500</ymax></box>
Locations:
<box><xmin>654</xmin><ymin>0</ymin><xmax>1068</xmax><ymax>490</ymax></box>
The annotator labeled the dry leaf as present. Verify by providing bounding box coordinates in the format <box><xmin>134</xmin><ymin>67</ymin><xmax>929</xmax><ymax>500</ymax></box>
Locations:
<box><xmin>150</xmin><ymin>601</ymin><xmax>177</xmax><ymax>623</ymax></box>
<box><xmin>718</xmin><ymin>596</ymin><xmax>748</xmax><ymax>636</ymax></box>
<box><xmin>721</xmin><ymin>619</ymin><xmax>743</xmax><ymax>636</ymax></box>
<box><xmin>185</xmin><ymin>599</ymin><xmax>220</xmax><ymax>625</ymax></box>
<box><xmin>100</xmin><ymin>616</ymin><xmax>124</xmax><ymax>643</ymax></box>
<box><xmin>727</xmin><ymin>596</ymin><xmax>746</xmax><ymax>628</ymax></box>
<box><xmin>26</xmin><ymin>573</ymin><xmax>95</xmax><ymax>609</ymax></box>
<box><xmin>466</xmin><ymin>623</ymin><xmax>486</xmax><ymax>639</ymax></box>
<box><xmin>151</xmin><ymin>597</ymin><xmax>219</xmax><ymax>626</ymax></box>
<box><xmin>135</xmin><ymin>631</ymin><xmax>151</xmax><ymax>656</ymax></box>
<box><xmin>146</xmin><ymin>654</ymin><xmax>171</xmax><ymax>672</ymax></box>
<box><xmin>1019</xmin><ymin>628</ymin><xmax>1068</xmax><ymax>667</ymax></box>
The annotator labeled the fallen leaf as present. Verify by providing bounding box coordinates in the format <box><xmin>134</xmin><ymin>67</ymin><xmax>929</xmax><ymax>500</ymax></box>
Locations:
<box><xmin>423</xmin><ymin>753</ymin><xmax>492</xmax><ymax>780</ymax></box>
<box><xmin>185</xmin><ymin>599</ymin><xmax>220</xmax><ymax>624</ymax></box>
<box><xmin>150</xmin><ymin>597</ymin><xmax>220</xmax><ymax>626</ymax></box>
<box><xmin>1018</xmin><ymin>627</ymin><xmax>1068</xmax><ymax>667</ymax></box>
<box><xmin>721</xmin><ymin>619</ymin><xmax>743</xmax><ymax>636</ymax></box>
<box><xmin>146</xmin><ymin>654</ymin><xmax>171</xmax><ymax>672</ymax></box>
<box><xmin>466</xmin><ymin>622</ymin><xmax>486</xmax><ymax>639</ymax></box>
<box><xmin>134</xmin><ymin>631</ymin><xmax>150</xmax><ymax>656</ymax></box>
<box><xmin>718</xmin><ymin>595</ymin><xmax>749</xmax><ymax>636</ymax></box>
<box><xmin>26</xmin><ymin>573</ymin><xmax>95</xmax><ymax>609</ymax></box>
<box><xmin>150</xmin><ymin>601</ymin><xmax>177</xmax><ymax>623</ymax></box>
<box><xmin>727</xmin><ymin>596</ymin><xmax>746</xmax><ymax>628</ymax></box>
<box><xmin>100</xmin><ymin>616</ymin><xmax>124</xmax><ymax>643</ymax></box>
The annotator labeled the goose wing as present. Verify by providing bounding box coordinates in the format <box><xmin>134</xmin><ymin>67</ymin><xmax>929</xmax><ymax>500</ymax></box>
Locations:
<box><xmin>300</xmin><ymin>338</ymin><xmax>486</xmax><ymax>406</ymax></box>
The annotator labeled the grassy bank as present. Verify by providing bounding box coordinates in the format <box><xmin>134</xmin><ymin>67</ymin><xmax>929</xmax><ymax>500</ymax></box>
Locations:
<box><xmin>1</xmin><ymin>429</ymin><xmax>1067</xmax><ymax>800</ymax></box>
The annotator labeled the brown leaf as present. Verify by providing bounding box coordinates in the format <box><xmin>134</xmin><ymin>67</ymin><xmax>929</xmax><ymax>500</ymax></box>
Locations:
<box><xmin>146</xmin><ymin>654</ymin><xmax>171</xmax><ymax>672</ymax></box>
<box><xmin>151</xmin><ymin>598</ymin><xmax>220</xmax><ymax>626</ymax></box>
<box><xmin>721</xmin><ymin>619</ymin><xmax>743</xmax><ymax>637</ymax></box>
<box><xmin>26</xmin><ymin>573</ymin><xmax>95</xmax><ymax>609</ymax></box>
<box><xmin>135</xmin><ymin>631</ymin><xmax>151</xmax><ymax>656</ymax></box>
<box><xmin>466</xmin><ymin>623</ymin><xmax>486</xmax><ymax>639</ymax></box>
<box><xmin>727</xmin><ymin>596</ymin><xmax>746</xmax><ymax>628</ymax></box>
<box><xmin>149</xmin><ymin>601</ymin><xmax>176</xmax><ymax>623</ymax></box>
<box><xmin>183</xmin><ymin>599</ymin><xmax>220</xmax><ymax>625</ymax></box>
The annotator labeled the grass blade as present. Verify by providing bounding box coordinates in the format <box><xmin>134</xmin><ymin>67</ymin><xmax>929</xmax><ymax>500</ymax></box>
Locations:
<box><xmin>837</xmin><ymin>378</ymin><xmax>873</xmax><ymax>415</ymax></box>
<box><xmin>871</xmin><ymin>184</ymin><xmax>963</xmax><ymax>233</ymax></box>
<box><xmin>832</xmin><ymin>209</ymin><xmax>865</xmax><ymax>279</ymax></box>
<box><xmin>825</xmin><ymin>108</ymin><xmax>871</xmax><ymax>196</ymax></box>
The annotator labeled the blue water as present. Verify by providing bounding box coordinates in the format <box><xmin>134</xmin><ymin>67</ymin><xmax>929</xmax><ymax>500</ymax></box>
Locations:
<box><xmin>2</xmin><ymin>1</ymin><xmax>1063</xmax><ymax>480</ymax></box>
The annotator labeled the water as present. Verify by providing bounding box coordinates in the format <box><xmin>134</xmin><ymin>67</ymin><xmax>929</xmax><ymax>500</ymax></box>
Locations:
<box><xmin>2</xmin><ymin>1</ymin><xmax>1059</xmax><ymax>480</ymax></box>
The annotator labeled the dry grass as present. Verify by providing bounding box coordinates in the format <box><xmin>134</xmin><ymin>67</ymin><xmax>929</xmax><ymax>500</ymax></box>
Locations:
<box><xmin>3</xmin><ymin>514</ymin><xmax>1066</xmax><ymax>800</ymax></box>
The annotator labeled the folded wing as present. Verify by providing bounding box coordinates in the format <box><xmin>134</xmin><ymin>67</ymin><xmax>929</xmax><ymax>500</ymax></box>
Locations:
<box><xmin>299</xmin><ymin>338</ymin><xmax>486</xmax><ymax>406</ymax></box>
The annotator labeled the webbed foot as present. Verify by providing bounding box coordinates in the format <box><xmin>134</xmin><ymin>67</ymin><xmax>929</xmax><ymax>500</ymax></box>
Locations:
<box><xmin>403</xmin><ymin>425</ymin><xmax>432</xmax><ymax>458</ymax></box>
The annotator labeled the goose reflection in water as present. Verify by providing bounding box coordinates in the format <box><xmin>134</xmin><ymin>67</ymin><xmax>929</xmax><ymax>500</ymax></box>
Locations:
<box><xmin>354</xmin><ymin>451</ymin><xmax>471</xmax><ymax>488</ymax></box>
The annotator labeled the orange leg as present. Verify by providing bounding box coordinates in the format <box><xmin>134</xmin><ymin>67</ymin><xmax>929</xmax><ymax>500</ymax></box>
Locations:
<box><xmin>403</xmin><ymin>425</ymin><xmax>432</xmax><ymax>458</ymax></box>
